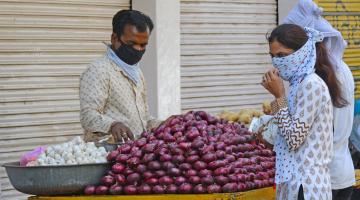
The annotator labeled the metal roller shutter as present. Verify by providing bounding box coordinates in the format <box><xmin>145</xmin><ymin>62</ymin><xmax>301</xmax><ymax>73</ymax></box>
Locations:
<box><xmin>315</xmin><ymin>0</ymin><xmax>360</xmax><ymax>99</ymax></box>
<box><xmin>0</xmin><ymin>0</ymin><xmax>130</xmax><ymax>199</ymax></box>
<box><xmin>180</xmin><ymin>0</ymin><xmax>277</xmax><ymax>114</ymax></box>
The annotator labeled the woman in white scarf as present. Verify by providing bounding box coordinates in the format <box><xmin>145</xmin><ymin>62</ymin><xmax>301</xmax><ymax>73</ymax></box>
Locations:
<box><xmin>282</xmin><ymin>1</ymin><xmax>356</xmax><ymax>199</ymax></box>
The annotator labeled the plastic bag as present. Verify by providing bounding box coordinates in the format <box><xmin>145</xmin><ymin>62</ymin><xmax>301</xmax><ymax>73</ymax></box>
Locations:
<box><xmin>249</xmin><ymin>115</ymin><xmax>278</xmax><ymax>145</ymax></box>
<box><xmin>20</xmin><ymin>146</ymin><xmax>46</xmax><ymax>166</ymax></box>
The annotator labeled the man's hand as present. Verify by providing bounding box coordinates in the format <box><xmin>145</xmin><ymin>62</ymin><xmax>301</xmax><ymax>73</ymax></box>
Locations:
<box><xmin>110</xmin><ymin>122</ymin><xmax>134</xmax><ymax>142</ymax></box>
<box><xmin>261</xmin><ymin>69</ymin><xmax>285</xmax><ymax>99</ymax></box>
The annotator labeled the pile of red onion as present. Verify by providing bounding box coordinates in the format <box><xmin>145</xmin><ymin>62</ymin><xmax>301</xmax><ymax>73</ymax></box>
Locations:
<box><xmin>84</xmin><ymin>111</ymin><xmax>275</xmax><ymax>195</ymax></box>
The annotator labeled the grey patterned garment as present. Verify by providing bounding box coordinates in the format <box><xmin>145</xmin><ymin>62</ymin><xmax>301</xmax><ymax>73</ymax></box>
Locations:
<box><xmin>79</xmin><ymin>53</ymin><xmax>160</xmax><ymax>142</ymax></box>
<box><xmin>273</xmin><ymin>74</ymin><xmax>333</xmax><ymax>200</ymax></box>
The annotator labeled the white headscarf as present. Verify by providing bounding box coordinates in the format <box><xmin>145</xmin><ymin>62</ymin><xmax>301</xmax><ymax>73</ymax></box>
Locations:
<box><xmin>282</xmin><ymin>0</ymin><xmax>347</xmax><ymax>69</ymax></box>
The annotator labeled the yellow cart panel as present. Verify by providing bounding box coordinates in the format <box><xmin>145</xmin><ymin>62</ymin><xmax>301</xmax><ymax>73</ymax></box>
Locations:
<box><xmin>29</xmin><ymin>187</ymin><xmax>275</xmax><ymax>200</ymax></box>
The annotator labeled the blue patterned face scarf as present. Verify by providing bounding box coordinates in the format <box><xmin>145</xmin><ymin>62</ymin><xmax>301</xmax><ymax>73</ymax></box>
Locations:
<box><xmin>105</xmin><ymin>43</ymin><xmax>141</xmax><ymax>85</ymax></box>
<box><xmin>272</xmin><ymin>27</ymin><xmax>324</xmax><ymax>113</ymax></box>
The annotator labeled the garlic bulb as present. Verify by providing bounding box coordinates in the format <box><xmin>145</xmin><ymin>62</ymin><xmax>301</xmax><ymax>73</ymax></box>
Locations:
<box><xmin>36</xmin><ymin>136</ymin><xmax>109</xmax><ymax>166</ymax></box>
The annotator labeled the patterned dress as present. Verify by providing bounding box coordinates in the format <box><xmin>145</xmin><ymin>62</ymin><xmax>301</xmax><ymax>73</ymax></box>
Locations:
<box><xmin>272</xmin><ymin>74</ymin><xmax>333</xmax><ymax>200</ymax></box>
<box><xmin>79</xmin><ymin>53</ymin><xmax>160</xmax><ymax>142</ymax></box>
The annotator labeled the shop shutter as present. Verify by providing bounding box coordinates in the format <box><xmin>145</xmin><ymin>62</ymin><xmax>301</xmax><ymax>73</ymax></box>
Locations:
<box><xmin>0</xmin><ymin>0</ymin><xmax>130</xmax><ymax>199</ymax></box>
<box><xmin>315</xmin><ymin>0</ymin><xmax>360</xmax><ymax>98</ymax></box>
<box><xmin>180</xmin><ymin>0</ymin><xmax>277</xmax><ymax>114</ymax></box>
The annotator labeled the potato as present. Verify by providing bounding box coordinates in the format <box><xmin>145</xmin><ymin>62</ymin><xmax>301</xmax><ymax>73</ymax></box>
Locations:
<box><xmin>239</xmin><ymin>113</ymin><xmax>252</xmax><ymax>124</ymax></box>
<box><xmin>263</xmin><ymin>100</ymin><xmax>272</xmax><ymax>115</ymax></box>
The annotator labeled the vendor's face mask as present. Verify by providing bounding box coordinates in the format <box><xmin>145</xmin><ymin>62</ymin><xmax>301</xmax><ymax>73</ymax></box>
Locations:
<box><xmin>115</xmin><ymin>39</ymin><xmax>145</xmax><ymax>65</ymax></box>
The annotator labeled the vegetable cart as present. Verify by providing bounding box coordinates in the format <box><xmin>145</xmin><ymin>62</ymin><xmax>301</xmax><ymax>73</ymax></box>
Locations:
<box><xmin>28</xmin><ymin>187</ymin><xmax>275</xmax><ymax>200</ymax></box>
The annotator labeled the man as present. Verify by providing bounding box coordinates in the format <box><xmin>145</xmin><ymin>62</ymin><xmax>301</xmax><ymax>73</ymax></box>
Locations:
<box><xmin>283</xmin><ymin>0</ymin><xmax>356</xmax><ymax>199</ymax></box>
<box><xmin>80</xmin><ymin>10</ymin><xmax>160</xmax><ymax>142</ymax></box>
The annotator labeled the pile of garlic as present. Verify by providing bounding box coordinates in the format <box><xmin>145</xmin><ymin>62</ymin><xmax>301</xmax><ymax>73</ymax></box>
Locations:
<box><xmin>36</xmin><ymin>136</ymin><xmax>108</xmax><ymax>166</ymax></box>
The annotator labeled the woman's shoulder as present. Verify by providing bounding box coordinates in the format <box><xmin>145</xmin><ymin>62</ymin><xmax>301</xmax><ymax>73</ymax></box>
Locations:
<box><xmin>297</xmin><ymin>74</ymin><xmax>330</xmax><ymax>102</ymax></box>
<box><xmin>300</xmin><ymin>74</ymin><xmax>327</xmax><ymax>91</ymax></box>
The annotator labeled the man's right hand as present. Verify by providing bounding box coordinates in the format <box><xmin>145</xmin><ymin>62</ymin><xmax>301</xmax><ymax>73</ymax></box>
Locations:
<box><xmin>110</xmin><ymin>122</ymin><xmax>134</xmax><ymax>142</ymax></box>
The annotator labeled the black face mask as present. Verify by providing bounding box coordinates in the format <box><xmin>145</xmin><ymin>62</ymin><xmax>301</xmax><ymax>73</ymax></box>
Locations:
<box><xmin>115</xmin><ymin>39</ymin><xmax>145</xmax><ymax>65</ymax></box>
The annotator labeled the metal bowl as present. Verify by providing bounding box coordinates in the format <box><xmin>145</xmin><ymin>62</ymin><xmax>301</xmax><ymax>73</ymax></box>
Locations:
<box><xmin>2</xmin><ymin>162</ymin><xmax>111</xmax><ymax>196</ymax></box>
<box><xmin>95</xmin><ymin>142</ymin><xmax>121</xmax><ymax>152</ymax></box>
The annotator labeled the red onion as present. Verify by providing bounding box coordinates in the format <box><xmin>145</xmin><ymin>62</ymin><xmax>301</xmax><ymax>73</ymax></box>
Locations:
<box><xmin>194</xmin><ymin>161</ymin><xmax>207</xmax><ymax>171</ymax></box>
<box><xmin>84</xmin><ymin>185</ymin><xmax>96</xmax><ymax>195</ymax></box>
<box><xmin>172</xmin><ymin>155</ymin><xmax>185</xmax><ymax>164</ymax></box>
<box><xmin>215</xmin><ymin>175</ymin><xmax>229</xmax><ymax>186</ymax></box>
<box><xmin>143</xmin><ymin>143</ymin><xmax>157</xmax><ymax>153</ymax></box>
<box><xmin>171</xmin><ymin>148</ymin><xmax>184</xmax><ymax>155</ymax></box>
<box><xmin>191</xmin><ymin>139</ymin><xmax>205</xmax><ymax>149</ymax></box>
<box><xmin>193</xmin><ymin>184</ymin><xmax>207</xmax><ymax>194</ymax></box>
<box><xmin>225</xmin><ymin>155</ymin><xmax>236</xmax><ymax>163</ymax></box>
<box><xmin>142</xmin><ymin>153</ymin><xmax>155</xmax><ymax>163</ymax></box>
<box><xmin>118</xmin><ymin>144</ymin><xmax>131</xmax><ymax>154</ymax></box>
<box><xmin>214</xmin><ymin>167</ymin><xmax>230</xmax><ymax>176</ymax></box>
<box><xmin>107</xmin><ymin>151</ymin><xmax>119</xmax><ymax>162</ymax></box>
<box><xmin>176</xmin><ymin>136</ymin><xmax>187</xmax><ymax>143</ymax></box>
<box><xmin>166</xmin><ymin>184</ymin><xmax>178</xmax><ymax>194</ymax></box>
<box><xmin>179</xmin><ymin>183</ymin><xmax>193</xmax><ymax>194</ymax></box>
<box><xmin>185</xmin><ymin>129</ymin><xmax>200</xmax><ymax>141</ymax></box>
<box><xmin>95</xmin><ymin>185</ymin><xmax>108</xmax><ymax>195</ymax></box>
<box><xmin>186</xmin><ymin>155</ymin><xmax>199</xmax><ymax>164</ymax></box>
<box><xmin>136</xmin><ymin>164</ymin><xmax>147</xmax><ymax>174</ymax></box>
<box><xmin>189</xmin><ymin>176</ymin><xmax>201</xmax><ymax>185</ymax></box>
<box><xmin>202</xmin><ymin>153</ymin><xmax>216</xmax><ymax>163</ymax></box>
<box><xmin>215</xmin><ymin>150</ymin><xmax>226</xmax><ymax>159</ymax></box>
<box><xmin>112</xmin><ymin>163</ymin><xmax>125</xmax><ymax>174</ymax></box>
<box><xmin>164</xmin><ymin>134</ymin><xmax>176</xmax><ymax>143</ymax></box>
<box><xmin>155</xmin><ymin>147</ymin><xmax>169</xmax><ymax>155</ymax></box>
<box><xmin>199</xmin><ymin>169</ymin><xmax>212</xmax><ymax>177</ymax></box>
<box><xmin>138</xmin><ymin>184</ymin><xmax>152</xmax><ymax>194</ymax></box>
<box><xmin>174</xmin><ymin>131</ymin><xmax>183</xmax><ymax>138</ymax></box>
<box><xmin>185</xmin><ymin>169</ymin><xmax>197</xmax><ymax>178</ymax></box>
<box><xmin>116</xmin><ymin>154</ymin><xmax>130</xmax><ymax>163</ymax></box>
<box><xmin>159</xmin><ymin>176</ymin><xmax>174</xmax><ymax>185</ymax></box>
<box><xmin>178</xmin><ymin>142</ymin><xmax>191</xmax><ymax>151</ymax></box>
<box><xmin>187</xmin><ymin>149</ymin><xmax>198</xmax><ymax>156</ymax></box>
<box><xmin>155</xmin><ymin>170</ymin><xmax>166</xmax><ymax>178</ymax></box>
<box><xmin>127</xmin><ymin>173</ymin><xmax>141</xmax><ymax>185</ymax></box>
<box><xmin>179</xmin><ymin>163</ymin><xmax>192</xmax><ymax>171</ymax></box>
<box><xmin>145</xmin><ymin>178</ymin><xmax>158</xmax><ymax>186</ymax></box>
<box><xmin>109</xmin><ymin>184</ymin><xmax>123</xmax><ymax>195</ymax></box>
<box><xmin>101</xmin><ymin>175</ymin><xmax>115</xmax><ymax>187</ymax></box>
<box><xmin>222</xmin><ymin>183</ymin><xmax>237</xmax><ymax>193</ymax></box>
<box><xmin>143</xmin><ymin>171</ymin><xmax>155</xmax><ymax>180</ymax></box>
<box><xmin>162</xmin><ymin>161</ymin><xmax>175</xmax><ymax>170</ymax></box>
<box><xmin>207</xmin><ymin>184</ymin><xmax>221</xmax><ymax>193</ymax></box>
<box><xmin>148</xmin><ymin>161</ymin><xmax>161</xmax><ymax>170</ymax></box>
<box><xmin>228</xmin><ymin>174</ymin><xmax>238</xmax><ymax>183</ymax></box>
<box><xmin>115</xmin><ymin>174</ymin><xmax>126</xmax><ymax>185</ymax></box>
<box><xmin>124</xmin><ymin>185</ymin><xmax>137</xmax><ymax>195</ymax></box>
<box><xmin>201</xmin><ymin>176</ymin><xmax>214</xmax><ymax>185</ymax></box>
<box><xmin>159</xmin><ymin>154</ymin><xmax>172</xmax><ymax>162</ymax></box>
<box><xmin>168</xmin><ymin>168</ymin><xmax>181</xmax><ymax>176</ymax></box>
<box><xmin>127</xmin><ymin>157</ymin><xmax>140</xmax><ymax>167</ymax></box>
<box><xmin>135</xmin><ymin>138</ymin><xmax>147</xmax><ymax>147</ymax></box>
<box><xmin>152</xmin><ymin>185</ymin><xmax>165</xmax><ymax>194</ymax></box>
<box><xmin>175</xmin><ymin>176</ymin><xmax>187</xmax><ymax>186</ymax></box>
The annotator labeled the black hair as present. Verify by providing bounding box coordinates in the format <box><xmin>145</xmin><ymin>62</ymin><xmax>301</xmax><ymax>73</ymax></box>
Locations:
<box><xmin>112</xmin><ymin>10</ymin><xmax>154</xmax><ymax>37</ymax></box>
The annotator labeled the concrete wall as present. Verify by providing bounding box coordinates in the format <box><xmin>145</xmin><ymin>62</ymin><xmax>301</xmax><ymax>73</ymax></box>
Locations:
<box><xmin>132</xmin><ymin>0</ymin><xmax>181</xmax><ymax>120</ymax></box>
<box><xmin>278</xmin><ymin>0</ymin><xmax>298</xmax><ymax>24</ymax></box>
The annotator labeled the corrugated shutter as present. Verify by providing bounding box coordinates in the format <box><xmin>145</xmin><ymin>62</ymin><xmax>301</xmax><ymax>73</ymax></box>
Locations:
<box><xmin>315</xmin><ymin>0</ymin><xmax>360</xmax><ymax>98</ymax></box>
<box><xmin>0</xmin><ymin>0</ymin><xmax>130</xmax><ymax>199</ymax></box>
<box><xmin>180</xmin><ymin>0</ymin><xmax>277</xmax><ymax>114</ymax></box>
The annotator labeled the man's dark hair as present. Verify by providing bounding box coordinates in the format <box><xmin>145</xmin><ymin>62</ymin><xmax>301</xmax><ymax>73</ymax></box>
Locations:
<box><xmin>112</xmin><ymin>10</ymin><xmax>154</xmax><ymax>36</ymax></box>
